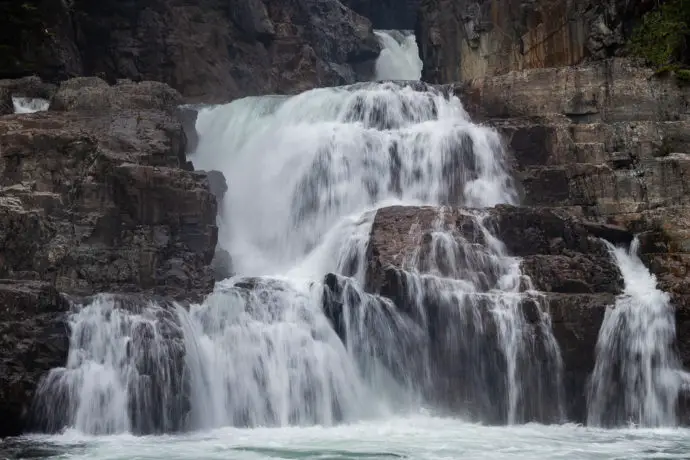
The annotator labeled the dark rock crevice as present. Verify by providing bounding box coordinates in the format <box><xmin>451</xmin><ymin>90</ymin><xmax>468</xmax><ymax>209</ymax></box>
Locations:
<box><xmin>0</xmin><ymin>0</ymin><xmax>382</xmax><ymax>104</ymax></box>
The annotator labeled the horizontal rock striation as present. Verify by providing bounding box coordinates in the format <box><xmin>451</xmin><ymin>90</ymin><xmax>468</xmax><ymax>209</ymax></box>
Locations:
<box><xmin>0</xmin><ymin>77</ymin><xmax>218</xmax><ymax>436</ymax></box>
<box><xmin>350</xmin><ymin>204</ymin><xmax>630</xmax><ymax>423</ymax></box>
<box><xmin>450</xmin><ymin>58</ymin><xmax>690</xmax><ymax>422</ymax></box>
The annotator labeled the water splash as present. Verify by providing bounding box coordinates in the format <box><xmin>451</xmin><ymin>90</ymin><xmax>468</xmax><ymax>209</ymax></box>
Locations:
<box><xmin>179</xmin><ymin>277</ymin><xmax>382</xmax><ymax>430</ymax></box>
<box><xmin>374</xmin><ymin>30</ymin><xmax>423</xmax><ymax>81</ymax></box>
<box><xmin>32</xmin><ymin>296</ymin><xmax>188</xmax><ymax>435</ymax></box>
<box><xmin>325</xmin><ymin>208</ymin><xmax>564</xmax><ymax>424</ymax></box>
<box><xmin>12</xmin><ymin>97</ymin><xmax>49</xmax><ymax>113</ymax></box>
<box><xmin>192</xmin><ymin>82</ymin><xmax>516</xmax><ymax>277</ymax></box>
<box><xmin>587</xmin><ymin>238</ymin><xmax>690</xmax><ymax>427</ymax></box>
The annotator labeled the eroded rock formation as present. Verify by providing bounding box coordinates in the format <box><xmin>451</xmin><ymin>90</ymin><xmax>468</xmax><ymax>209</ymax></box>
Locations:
<box><xmin>0</xmin><ymin>77</ymin><xmax>218</xmax><ymax>435</ymax></box>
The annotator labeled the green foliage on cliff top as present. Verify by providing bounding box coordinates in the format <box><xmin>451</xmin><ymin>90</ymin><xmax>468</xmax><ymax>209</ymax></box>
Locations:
<box><xmin>629</xmin><ymin>0</ymin><xmax>690</xmax><ymax>79</ymax></box>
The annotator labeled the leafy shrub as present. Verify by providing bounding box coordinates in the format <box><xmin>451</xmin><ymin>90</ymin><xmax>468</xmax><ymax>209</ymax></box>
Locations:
<box><xmin>629</xmin><ymin>0</ymin><xmax>690</xmax><ymax>81</ymax></box>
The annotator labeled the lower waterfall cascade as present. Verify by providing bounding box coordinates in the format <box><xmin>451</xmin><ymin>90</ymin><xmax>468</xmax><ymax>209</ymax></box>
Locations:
<box><xmin>29</xmin><ymin>76</ymin><xmax>687</xmax><ymax>435</ymax></box>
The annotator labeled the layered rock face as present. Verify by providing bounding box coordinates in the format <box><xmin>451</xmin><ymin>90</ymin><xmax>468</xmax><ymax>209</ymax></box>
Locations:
<box><xmin>343</xmin><ymin>0</ymin><xmax>420</xmax><ymax>30</ymax></box>
<box><xmin>0</xmin><ymin>77</ymin><xmax>218</xmax><ymax>435</ymax></box>
<box><xmin>1</xmin><ymin>0</ymin><xmax>380</xmax><ymax>103</ymax></box>
<box><xmin>416</xmin><ymin>0</ymin><xmax>657</xmax><ymax>83</ymax></box>
<box><xmin>455</xmin><ymin>57</ymin><xmax>690</xmax><ymax>373</ymax></box>
<box><xmin>354</xmin><ymin>205</ymin><xmax>630</xmax><ymax>422</ymax></box>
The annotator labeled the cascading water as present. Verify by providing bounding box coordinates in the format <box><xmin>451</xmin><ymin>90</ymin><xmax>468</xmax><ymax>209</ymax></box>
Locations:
<box><xmin>587</xmin><ymin>238</ymin><xmax>690</xmax><ymax>427</ymax></box>
<box><xmin>33</xmin><ymin>81</ymin><xmax>562</xmax><ymax>434</ymax></box>
<box><xmin>32</xmin><ymin>295</ymin><xmax>189</xmax><ymax>435</ymax></box>
<box><xmin>12</xmin><ymin>96</ymin><xmax>49</xmax><ymax>113</ymax></box>
<box><xmin>374</xmin><ymin>30</ymin><xmax>423</xmax><ymax>81</ymax></box>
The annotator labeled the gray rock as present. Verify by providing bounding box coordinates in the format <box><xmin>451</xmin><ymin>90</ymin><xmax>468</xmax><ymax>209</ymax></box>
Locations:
<box><xmin>416</xmin><ymin>0</ymin><xmax>658</xmax><ymax>84</ymax></box>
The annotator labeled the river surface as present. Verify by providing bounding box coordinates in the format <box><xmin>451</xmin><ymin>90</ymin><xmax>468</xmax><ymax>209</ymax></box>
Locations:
<box><xmin>4</xmin><ymin>415</ymin><xmax>690</xmax><ymax>460</ymax></box>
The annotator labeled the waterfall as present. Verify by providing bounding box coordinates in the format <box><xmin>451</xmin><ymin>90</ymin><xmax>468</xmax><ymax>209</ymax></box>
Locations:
<box><xmin>587</xmin><ymin>238</ymin><xmax>690</xmax><ymax>427</ymax></box>
<box><xmin>33</xmin><ymin>82</ymin><xmax>563</xmax><ymax>433</ymax></box>
<box><xmin>12</xmin><ymin>96</ymin><xmax>49</xmax><ymax>113</ymax></box>
<box><xmin>374</xmin><ymin>30</ymin><xmax>423</xmax><ymax>81</ymax></box>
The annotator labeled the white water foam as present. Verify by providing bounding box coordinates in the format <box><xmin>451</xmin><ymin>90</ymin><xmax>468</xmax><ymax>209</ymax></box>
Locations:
<box><xmin>374</xmin><ymin>30</ymin><xmax>423</xmax><ymax>81</ymax></box>
<box><xmin>12</xmin><ymin>96</ymin><xmax>49</xmax><ymax>113</ymax></box>
<box><xmin>588</xmin><ymin>238</ymin><xmax>690</xmax><ymax>427</ymax></box>
<box><xmin>34</xmin><ymin>82</ymin><xmax>560</xmax><ymax>434</ymax></box>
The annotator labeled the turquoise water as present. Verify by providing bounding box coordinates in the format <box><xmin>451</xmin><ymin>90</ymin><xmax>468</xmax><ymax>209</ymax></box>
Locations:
<box><xmin>3</xmin><ymin>415</ymin><xmax>690</xmax><ymax>460</ymax></box>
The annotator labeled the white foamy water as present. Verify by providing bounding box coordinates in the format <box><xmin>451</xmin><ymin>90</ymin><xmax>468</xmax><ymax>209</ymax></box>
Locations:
<box><xmin>9</xmin><ymin>416</ymin><xmax>690</xmax><ymax>460</ymax></box>
<box><xmin>374</xmin><ymin>30</ymin><xmax>423</xmax><ymax>81</ymax></box>
<box><xmin>29</xmin><ymin>78</ymin><xmax>687</xmax><ymax>459</ymax></box>
<box><xmin>34</xmin><ymin>82</ymin><xmax>547</xmax><ymax>435</ymax></box>
<box><xmin>12</xmin><ymin>96</ymin><xmax>49</xmax><ymax>113</ymax></box>
<box><xmin>588</xmin><ymin>238</ymin><xmax>690</xmax><ymax>427</ymax></box>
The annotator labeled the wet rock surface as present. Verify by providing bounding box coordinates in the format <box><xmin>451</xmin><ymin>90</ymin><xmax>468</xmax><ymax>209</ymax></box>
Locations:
<box><xmin>441</xmin><ymin>57</ymin><xmax>690</xmax><ymax>420</ymax></box>
<box><xmin>0</xmin><ymin>281</ymin><xmax>70</xmax><ymax>437</ymax></box>
<box><xmin>0</xmin><ymin>77</ymin><xmax>218</xmax><ymax>436</ymax></box>
<box><xmin>357</xmin><ymin>204</ymin><xmax>628</xmax><ymax>423</ymax></box>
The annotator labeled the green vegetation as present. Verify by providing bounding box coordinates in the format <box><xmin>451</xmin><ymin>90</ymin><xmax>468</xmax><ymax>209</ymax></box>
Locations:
<box><xmin>629</xmin><ymin>0</ymin><xmax>690</xmax><ymax>83</ymax></box>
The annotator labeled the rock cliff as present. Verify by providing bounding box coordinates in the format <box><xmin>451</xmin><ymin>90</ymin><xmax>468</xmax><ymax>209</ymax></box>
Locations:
<box><xmin>411</xmin><ymin>0</ymin><xmax>690</xmax><ymax>421</ymax></box>
<box><xmin>0</xmin><ymin>77</ymin><xmax>218</xmax><ymax>436</ymax></box>
<box><xmin>454</xmin><ymin>58</ymin><xmax>690</xmax><ymax>389</ymax></box>
<box><xmin>416</xmin><ymin>0</ymin><xmax>658</xmax><ymax>84</ymax></box>
<box><xmin>1</xmin><ymin>0</ymin><xmax>380</xmax><ymax>103</ymax></box>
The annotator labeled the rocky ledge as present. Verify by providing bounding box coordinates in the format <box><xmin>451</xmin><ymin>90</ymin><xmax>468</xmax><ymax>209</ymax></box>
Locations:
<box><xmin>0</xmin><ymin>77</ymin><xmax>218</xmax><ymax>436</ymax></box>
<box><xmin>350</xmin><ymin>204</ymin><xmax>633</xmax><ymax>423</ymax></box>
<box><xmin>453</xmin><ymin>58</ymin><xmax>690</xmax><ymax>377</ymax></box>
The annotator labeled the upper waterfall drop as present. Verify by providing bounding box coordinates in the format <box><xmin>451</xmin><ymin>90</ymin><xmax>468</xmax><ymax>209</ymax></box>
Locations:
<box><xmin>374</xmin><ymin>30</ymin><xmax>423</xmax><ymax>81</ymax></box>
<box><xmin>192</xmin><ymin>83</ymin><xmax>516</xmax><ymax>277</ymax></box>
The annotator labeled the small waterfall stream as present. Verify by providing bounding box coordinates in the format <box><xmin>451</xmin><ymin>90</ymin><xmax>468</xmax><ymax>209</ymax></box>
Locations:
<box><xmin>588</xmin><ymin>238</ymin><xmax>690</xmax><ymax>427</ymax></box>
<box><xmin>12</xmin><ymin>96</ymin><xmax>49</xmax><ymax>113</ymax></box>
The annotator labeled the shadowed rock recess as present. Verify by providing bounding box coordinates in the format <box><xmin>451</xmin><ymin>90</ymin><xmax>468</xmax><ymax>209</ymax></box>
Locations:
<box><xmin>0</xmin><ymin>0</ymin><xmax>381</xmax><ymax>103</ymax></box>
<box><xmin>0</xmin><ymin>78</ymin><xmax>218</xmax><ymax>436</ymax></box>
